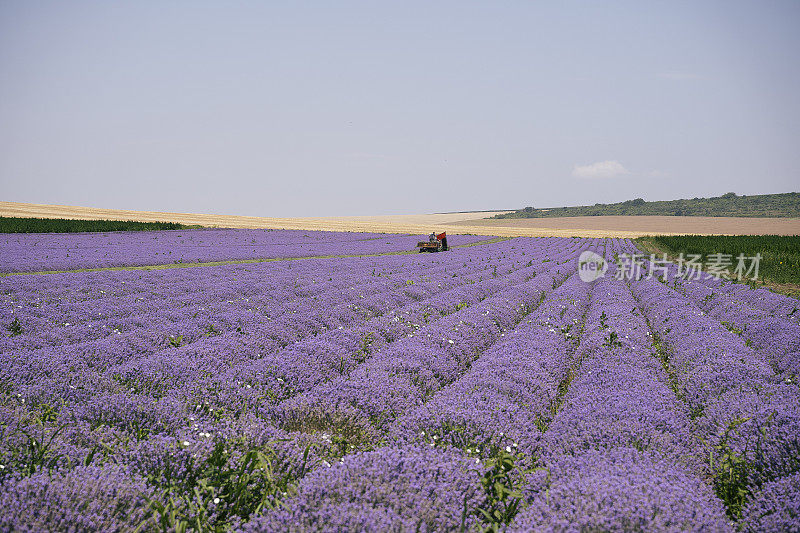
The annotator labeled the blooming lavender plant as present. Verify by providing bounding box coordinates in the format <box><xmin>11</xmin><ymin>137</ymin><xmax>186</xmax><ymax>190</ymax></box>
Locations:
<box><xmin>510</xmin><ymin>448</ymin><xmax>732</xmax><ymax>532</ymax></box>
<box><xmin>243</xmin><ymin>445</ymin><xmax>486</xmax><ymax>532</ymax></box>
<box><xmin>739</xmin><ymin>471</ymin><xmax>800</xmax><ymax>532</ymax></box>
<box><xmin>0</xmin><ymin>465</ymin><xmax>155</xmax><ymax>532</ymax></box>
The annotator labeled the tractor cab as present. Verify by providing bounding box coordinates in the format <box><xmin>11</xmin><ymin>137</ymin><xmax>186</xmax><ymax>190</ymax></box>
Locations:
<box><xmin>417</xmin><ymin>232</ymin><xmax>448</xmax><ymax>252</ymax></box>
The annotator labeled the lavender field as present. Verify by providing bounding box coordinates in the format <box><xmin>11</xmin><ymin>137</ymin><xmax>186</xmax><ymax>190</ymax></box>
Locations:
<box><xmin>1</xmin><ymin>233</ymin><xmax>798</xmax><ymax>532</ymax></box>
<box><xmin>0</xmin><ymin>229</ymin><xmax>489</xmax><ymax>273</ymax></box>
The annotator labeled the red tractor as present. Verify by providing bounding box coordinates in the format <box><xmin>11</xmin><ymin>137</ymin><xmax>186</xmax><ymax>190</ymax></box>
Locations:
<box><xmin>417</xmin><ymin>232</ymin><xmax>448</xmax><ymax>252</ymax></box>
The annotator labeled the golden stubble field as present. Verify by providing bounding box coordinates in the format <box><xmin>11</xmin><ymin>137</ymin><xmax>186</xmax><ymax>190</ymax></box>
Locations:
<box><xmin>452</xmin><ymin>215</ymin><xmax>800</xmax><ymax>236</ymax></box>
<box><xmin>2</xmin><ymin>201</ymin><xmax>799</xmax><ymax>237</ymax></box>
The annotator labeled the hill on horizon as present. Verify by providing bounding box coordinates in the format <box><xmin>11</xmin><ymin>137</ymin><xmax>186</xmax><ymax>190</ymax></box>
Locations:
<box><xmin>494</xmin><ymin>192</ymin><xmax>800</xmax><ymax>219</ymax></box>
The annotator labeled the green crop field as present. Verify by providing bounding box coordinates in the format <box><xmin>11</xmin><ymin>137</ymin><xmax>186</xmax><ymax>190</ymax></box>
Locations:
<box><xmin>0</xmin><ymin>216</ymin><xmax>187</xmax><ymax>233</ymax></box>
<box><xmin>640</xmin><ymin>235</ymin><xmax>800</xmax><ymax>287</ymax></box>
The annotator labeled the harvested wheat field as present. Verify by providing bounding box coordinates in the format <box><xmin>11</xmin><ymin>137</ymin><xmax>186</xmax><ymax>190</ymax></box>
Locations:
<box><xmin>2</xmin><ymin>201</ymin><xmax>799</xmax><ymax>237</ymax></box>
<box><xmin>0</xmin><ymin>202</ymin><xmax>517</xmax><ymax>236</ymax></box>
<box><xmin>453</xmin><ymin>215</ymin><xmax>800</xmax><ymax>236</ymax></box>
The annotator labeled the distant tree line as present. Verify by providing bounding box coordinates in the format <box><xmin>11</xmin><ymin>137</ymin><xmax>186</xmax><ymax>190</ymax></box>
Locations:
<box><xmin>495</xmin><ymin>192</ymin><xmax>800</xmax><ymax>219</ymax></box>
<box><xmin>0</xmin><ymin>216</ymin><xmax>188</xmax><ymax>233</ymax></box>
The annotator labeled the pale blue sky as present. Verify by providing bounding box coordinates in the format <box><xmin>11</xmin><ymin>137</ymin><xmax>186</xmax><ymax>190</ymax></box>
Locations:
<box><xmin>1</xmin><ymin>1</ymin><xmax>798</xmax><ymax>216</ymax></box>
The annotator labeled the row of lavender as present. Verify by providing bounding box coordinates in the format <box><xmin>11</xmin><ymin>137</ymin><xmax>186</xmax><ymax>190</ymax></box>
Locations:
<box><xmin>252</xmin><ymin>241</ymin><xmax>733</xmax><ymax>531</ymax></box>
<box><xmin>667</xmin><ymin>270</ymin><xmax>799</xmax><ymax>378</ymax></box>
<box><xmin>249</xmin><ymin>237</ymin><xmax>799</xmax><ymax>531</ymax></box>
<box><xmin>619</xmin><ymin>241</ymin><xmax>800</xmax><ymax>530</ymax></box>
<box><xmin>1</xmin><ymin>236</ymin><xmax>798</xmax><ymax>531</ymax></box>
<box><xmin>2</xmin><ymin>239</ymin><xmax>542</xmax><ymax>413</ymax></box>
<box><xmin>2</xmin><ymin>245</ymin><xmax>503</xmax><ymax>354</ymax></box>
<box><xmin>0</xmin><ymin>228</ymin><xmax>490</xmax><ymax>272</ymax></box>
<box><xmin>620</xmin><ymin>245</ymin><xmax>800</xmax><ymax>379</ymax></box>
<box><xmin>249</xmin><ymin>239</ymin><xmax>800</xmax><ymax>531</ymax></box>
<box><xmin>0</xmin><ymin>237</ymin><xmax>576</xmax><ymax>530</ymax></box>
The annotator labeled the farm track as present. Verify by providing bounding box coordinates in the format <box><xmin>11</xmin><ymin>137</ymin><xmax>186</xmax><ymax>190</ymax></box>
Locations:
<box><xmin>0</xmin><ymin>236</ymin><xmax>513</xmax><ymax>277</ymax></box>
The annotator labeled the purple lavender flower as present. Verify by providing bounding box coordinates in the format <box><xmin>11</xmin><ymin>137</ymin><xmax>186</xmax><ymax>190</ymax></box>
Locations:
<box><xmin>740</xmin><ymin>471</ymin><xmax>800</xmax><ymax>532</ymax></box>
<box><xmin>0</xmin><ymin>465</ymin><xmax>155</xmax><ymax>532</ymax></box>
<box><xmin>243</xmin><ymin>445</ymin><xmax>485</xmax><ymax>532</ymax></box>
<box><xmin>511</xmin><ymin>448</ymin><xmax>732</xmax><ymax>532</ymax></box>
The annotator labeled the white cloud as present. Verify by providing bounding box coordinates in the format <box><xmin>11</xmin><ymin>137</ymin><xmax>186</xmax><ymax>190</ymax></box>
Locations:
<box><xmin>572</xmin><ymin>160</ymin><xmax>630</xmax><ymax>179</ymax></box>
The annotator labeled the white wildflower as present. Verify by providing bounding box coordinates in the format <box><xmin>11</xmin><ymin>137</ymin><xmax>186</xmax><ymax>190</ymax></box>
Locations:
<box><xmin>213</xmin><ymin>497</ymin><xmax>220</xmax><ymax>504</ymax></box>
